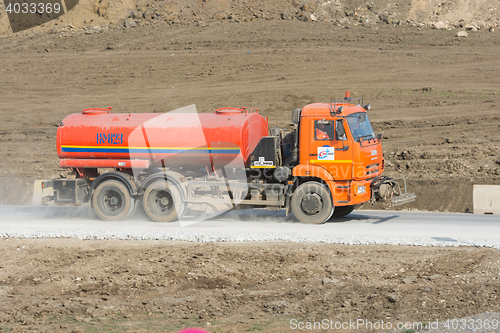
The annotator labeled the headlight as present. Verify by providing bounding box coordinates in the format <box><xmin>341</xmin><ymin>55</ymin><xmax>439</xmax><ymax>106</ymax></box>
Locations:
<box><xmin>357</xmin><ymin>185</ymin><xmax>366</xmax><ymax>194</ymax></box>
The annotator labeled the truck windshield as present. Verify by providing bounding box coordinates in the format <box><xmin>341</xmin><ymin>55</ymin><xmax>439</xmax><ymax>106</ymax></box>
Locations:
<box><xmin>346</xmin><ymin>112</ymin><xmax>375</xmax><ymax>141</ymax></box>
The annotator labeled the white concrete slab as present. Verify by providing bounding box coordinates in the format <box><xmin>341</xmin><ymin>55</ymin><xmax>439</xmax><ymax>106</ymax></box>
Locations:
<box><xmin>473</xmin><ymin>185</ymin><xmax>500</xmax><ymax>215</ymax></box>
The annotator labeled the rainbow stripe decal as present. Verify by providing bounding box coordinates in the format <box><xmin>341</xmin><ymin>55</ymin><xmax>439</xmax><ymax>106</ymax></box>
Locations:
<box><xmin>61</xmin><ymin>146</ymin><xmax>241</xmax><ymax>154</ymax></box>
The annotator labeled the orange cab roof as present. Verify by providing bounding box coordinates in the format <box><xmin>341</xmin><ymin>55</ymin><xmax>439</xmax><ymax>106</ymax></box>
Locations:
<box><xmin>301</xmin><ymin>103</ymin><xmax>366</xmax><ymax>117</ymax></box>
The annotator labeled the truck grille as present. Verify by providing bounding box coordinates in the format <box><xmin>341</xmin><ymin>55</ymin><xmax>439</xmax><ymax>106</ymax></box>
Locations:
<box><xmin>366</xmin><ymin>163</ymin><xmax>380</xmax><ymax>175</ymax></box>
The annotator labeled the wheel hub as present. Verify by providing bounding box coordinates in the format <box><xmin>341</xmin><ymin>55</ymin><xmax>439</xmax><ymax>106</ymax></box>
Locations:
<box><xmin>301</xmin><ymin>193</ymin><xmax>322</xmax><ymax>215</ymax></box>
<box><xmin>160</xmin><ymin>196</ymin><xmax>170</xmax><ymax>206</ymax></box>
<box><xmin>151</xmin><ymin>190</ymin><xmax>174</xmax><ymax>213</ymax></box>
<box><xmin>103</xmin><ymin>191</ymin><xmax>122</xmax><ymax>211</ymax></box>
<box><xmin>110</xmin><ymin>197</ymin><xmax>119</xmax><ymax>205</ymax></box>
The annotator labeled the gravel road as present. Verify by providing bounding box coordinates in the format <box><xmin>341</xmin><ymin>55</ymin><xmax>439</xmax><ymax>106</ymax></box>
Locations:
<box><xmin>1</xmin><ymin>206</ymin><xmax>499</xmax><ymax>248</ymax></box>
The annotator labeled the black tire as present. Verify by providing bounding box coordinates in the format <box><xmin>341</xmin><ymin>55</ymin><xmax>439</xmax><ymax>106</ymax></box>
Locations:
<box><xmin>291</xmin><ymin>182</ymin><xmax>333</xmax><ymax>224</ymax></box>
<box><xmin>143</xmin><ymin>180</ymin><xmax>184</xmax><ymax>222</ymax></box>
<box><xmin>331</xmin><ymin>205</ymin><xmax>355</xmax><ymax>218</ymax></box>
<box><xmin>93</xmin><ymin>180</ymin><xmax>134</xmax><ymax>221</ymax></box>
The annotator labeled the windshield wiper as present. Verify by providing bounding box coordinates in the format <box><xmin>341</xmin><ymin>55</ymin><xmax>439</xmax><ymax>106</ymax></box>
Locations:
<box><xmin>356</xmin><ymin>134</ymin><xmax>376</xmax><ymax>142</ymax></box>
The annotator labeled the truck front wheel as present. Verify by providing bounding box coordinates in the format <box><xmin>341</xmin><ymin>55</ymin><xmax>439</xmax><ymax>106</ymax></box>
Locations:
<box><xmin>93</xmin><ymin>180</ymin><xmax>134</xmax><ymax>221</ymax></box>
<box><xmin>291</xmin><ymin>182</ymin><xmax>333</xmax><ymax>224</ymax></box>
<box><xmin>143</xmin><ymin>180</ymin><xmax>185</xmax><ymax>222</ymax></box>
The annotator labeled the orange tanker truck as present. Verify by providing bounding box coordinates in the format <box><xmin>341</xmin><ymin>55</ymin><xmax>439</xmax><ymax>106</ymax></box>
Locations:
<box><xmin>39</xmin><ymin>92</ymin><xmax>416</xmax><ymax>223</ymax></box>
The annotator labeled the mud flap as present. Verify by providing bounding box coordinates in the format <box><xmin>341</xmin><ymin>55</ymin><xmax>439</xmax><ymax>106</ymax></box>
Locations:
<box><xmin>285</xmin><ymin>181</ymin><xmax>295</xmax><ymax>216</ymax></box>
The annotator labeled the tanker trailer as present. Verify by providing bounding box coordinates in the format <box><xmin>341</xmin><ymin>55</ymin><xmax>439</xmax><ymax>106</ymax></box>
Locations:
<box><xmin>39</xmin><ymin>92</ymin><xmax>415</xmax><ymax>223</ymax></box>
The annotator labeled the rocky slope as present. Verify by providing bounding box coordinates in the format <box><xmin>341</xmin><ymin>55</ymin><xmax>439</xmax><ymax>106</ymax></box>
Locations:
<box><xmin>1</xmin><ymin>0</ymin><xmax>499</xmax><ymax>36</ymax></box>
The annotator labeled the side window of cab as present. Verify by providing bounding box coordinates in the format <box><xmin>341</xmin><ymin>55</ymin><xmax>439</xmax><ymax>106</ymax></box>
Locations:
<box><xmin>314</xmin><ymin>120</ymin><xmax>333</xmax><ymax>141</ymax></box>
<box><xmin>335</xmin><ymin>119</ymin><xmax>348</xmax><ymax>141</ymax></box>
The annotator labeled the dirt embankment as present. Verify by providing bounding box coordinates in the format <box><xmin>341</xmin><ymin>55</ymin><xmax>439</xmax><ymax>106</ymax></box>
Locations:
<box><xmin>1</xmin><ymin>0</ymin><xmax>499</xmax><ymax>36</ymax></box>
<box><xmin>0</xmin><ymin>239</ymin><xmax>499</xmax><ymax>332</ymax></box>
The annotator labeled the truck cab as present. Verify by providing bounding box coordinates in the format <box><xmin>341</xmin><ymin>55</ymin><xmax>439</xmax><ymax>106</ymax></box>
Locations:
<box><xmin>288</xmin><ymin>92</ymin><xmax>415</xmax><ymax>223</ymax></box>
<box><xmin>298</xmin><ymin>101</ymin><xmax>382</xmax><ymax>204</ymax></box>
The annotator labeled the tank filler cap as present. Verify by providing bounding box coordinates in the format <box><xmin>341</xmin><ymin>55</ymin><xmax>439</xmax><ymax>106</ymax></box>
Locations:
<box><xmin>82</xmin><ymin>107</ymin><xmax>112</xmax><ymax>115</ymax></box>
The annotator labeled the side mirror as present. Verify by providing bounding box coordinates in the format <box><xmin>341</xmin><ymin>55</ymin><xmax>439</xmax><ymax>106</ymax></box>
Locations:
<box><xmin>335</xmin><ymin>120</ymin><xmax>347</xmax><ymax>141</ymax></box>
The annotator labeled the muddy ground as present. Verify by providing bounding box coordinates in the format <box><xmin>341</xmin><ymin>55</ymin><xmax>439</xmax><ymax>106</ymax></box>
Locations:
<box><xmin>0</xmin><ymin>21</ymin><xmax>499</xmax><ymax>211</ymax></box>
<box><xmin>0</xmin><ymin>239</ymin><xmax>499</xmax><ymax>332</ymax></box>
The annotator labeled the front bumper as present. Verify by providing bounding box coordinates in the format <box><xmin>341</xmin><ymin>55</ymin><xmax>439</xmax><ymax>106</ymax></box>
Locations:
<box><xmin>331</xmin><ymin>180</ymin><xmax>371</xmax><ymax>206</ymax></box>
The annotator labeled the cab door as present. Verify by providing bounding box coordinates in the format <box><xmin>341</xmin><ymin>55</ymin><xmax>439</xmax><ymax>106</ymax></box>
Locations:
<box><xmin>309</xmin><ymin>119</ymin><xmax>353</xmax><ymax>181</ymax></box>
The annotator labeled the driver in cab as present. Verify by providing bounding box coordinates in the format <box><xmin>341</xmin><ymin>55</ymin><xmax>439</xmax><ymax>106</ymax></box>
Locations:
<box><xmin>315</xmin><ymin>121</ymin><xmax>331</xmax><ymax>140</ymax></box>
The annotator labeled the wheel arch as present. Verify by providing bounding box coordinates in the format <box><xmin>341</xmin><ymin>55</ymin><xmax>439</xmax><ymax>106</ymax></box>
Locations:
<box><xmin>139</xmin><ymin>170</ymin><xmax>187</xmax><ymax>200</ymax></box>
<box><xmin>292</xmin><ymin>178</ymin><xmax>333</xmax><ymax>200</ymax></box>
<box><xmin>292</xmin><ymin>164</ymin><xmax>335</xmax><ymax>197</ymax></box>
<box><xmin>89</xmin><ymin>171</ymin><xmax>138</xmax><ymax>205</ymax></box>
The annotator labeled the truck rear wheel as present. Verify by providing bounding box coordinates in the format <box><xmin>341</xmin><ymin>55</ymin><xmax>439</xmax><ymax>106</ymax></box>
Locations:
<box><xmin>93</xmin><ymin>180</ymin><xmax>134</xmax><ymax>221</ymax></box>
<box><xmin>331</xmin><ymin>205</ymin><xmax>355</xmax><ymax>218</ymax></box>
<box><xmin>143</xmin><ymin>180</ymin><xmax>184</xmax><ymax>222</ymax></box>
<box><xmin>291</xmin><ymin>182</ymin><xmax>333</xmax><ymax>224</ymax></box>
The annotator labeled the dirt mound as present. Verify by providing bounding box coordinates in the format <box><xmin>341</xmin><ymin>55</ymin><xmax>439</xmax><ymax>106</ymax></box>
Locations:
<box><xmin>1</xmin><ymin>0</ymin><xmax>499</xmax><ymax>36</ymax></box>
<box><xmin>0</xmin><ymin>0</ymin><xmax>137</xmax><ymax>35</ymax></box>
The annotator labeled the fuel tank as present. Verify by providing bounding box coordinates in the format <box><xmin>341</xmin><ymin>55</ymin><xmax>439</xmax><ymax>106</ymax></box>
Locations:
<box><xmin>57</xmin><ymin>107</ymin><xmax>268</xmax><ymax>169</ymax></box>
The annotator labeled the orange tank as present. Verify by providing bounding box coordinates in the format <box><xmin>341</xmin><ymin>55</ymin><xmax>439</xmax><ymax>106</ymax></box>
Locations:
<box><xmin>57</xmin><ymin>107</ymin><xmax>268</xmax><ymax>169</ymax></box>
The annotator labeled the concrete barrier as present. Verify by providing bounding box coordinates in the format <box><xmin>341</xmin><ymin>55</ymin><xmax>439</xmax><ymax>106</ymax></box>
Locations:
<box><xmin>473</xmin><ymin>185</ymin><xmax>500</xmax><ymax>215</ymax></box>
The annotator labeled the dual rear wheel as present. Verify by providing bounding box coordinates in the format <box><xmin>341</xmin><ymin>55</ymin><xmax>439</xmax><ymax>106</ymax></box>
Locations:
<box><xmin>142</xmin><ymin>180</ymin><xmax>184</xmax><ymax>222</ymax></box>
<box><xmin>93</xmin><ymin>179</ymin><xmax>184</xmax><ymax>222</ymax></box>
<box><xmin>93</xmin><ymin>180</ymin><xmax>134</xmax><ymax>221</ymax></box>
